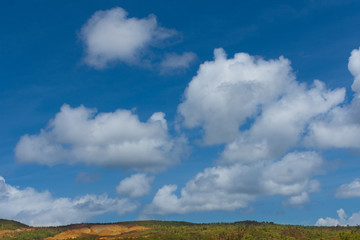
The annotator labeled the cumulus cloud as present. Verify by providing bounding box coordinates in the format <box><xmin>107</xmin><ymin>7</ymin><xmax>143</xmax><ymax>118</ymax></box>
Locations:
<box><xmin>178</xmin><ymin>48</ymin><xmax>343</xmax><ymax>146</ymax></box>
<box><xmin>116</xmin><ymin>173</ymin><xmax>154</xmax><ymax>198</ymax></box>
<box><xmin>304</xmin><ymin>104</ymin><xmax>360</xmax><ymax>149</ymax></box>
<box><xmin>80</xmin><ymin>7</ymin><xmax>178</xmax><ymax>69</ymax></box>
<box><xmin>349</xmin><ymin>47</ymin><xmax>360</xmax><ymax>92</ymax></box>
<box><xmin>146</xmin><ymin>48</ymin><xmax>351</xmax><ymax>216</ymax></box>
<box><xmin>220</xmin><ymin>80</ymin><xmax>344</xmax><ymax>165</ymax></box>
<box><xmin>178</xmin><ymin>48</ymin><xmax>295</xmax><ymax>144</ymax></box>
<box><xmin>316</xmin><ymin>208</ymin><xmax>360</xmax><ymax>226</ymax></box>
<box><xmin>305</xmin><ymin>47</ymin><xmax>360</xmax><ymax>150</ymax></box>
<box><xmin>0</xmin><ymin>177</ymin><xmax>136</xmax><ymax>226</ymax></box>
<box><xmin>145</xmin><ymin>152</ymin><xmax>323</xmax><ymax>215</ymax></box>
<box><xmin>159</xmin><ymin>52</ymin><xmax>197</xmax><ymax>73</ymax></box>
<box><xmin>335</xmin><ymin>178</ymin><xmax>360</xmax><ymax>198</ymax></box>
<box><xmin>15</xmin><ymin>104</ymin><xmax>185</xmax><ymax>172</ymax></box>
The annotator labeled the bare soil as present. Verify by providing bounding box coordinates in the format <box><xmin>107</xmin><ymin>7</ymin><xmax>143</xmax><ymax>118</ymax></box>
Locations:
<box><xmin>45</xmin><ymin>224</ymin><xmax>150</xmax><ymax>239</ymax></box>
<box><xmin>0</xmin><ymin>228</ymin><xmax>31</xmax><ymax>238</ymax></box>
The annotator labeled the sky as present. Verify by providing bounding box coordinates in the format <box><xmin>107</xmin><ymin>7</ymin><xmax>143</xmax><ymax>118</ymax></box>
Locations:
<box><xmin>1</xmin><ymin>0</ymin><xmax>360</xmax><ymax>227</ymax></box>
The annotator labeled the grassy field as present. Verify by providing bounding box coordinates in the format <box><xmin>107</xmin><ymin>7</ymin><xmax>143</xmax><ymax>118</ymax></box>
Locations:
<box><xmin>1</xmin><ymin>219</ymin><xmax>360</xmax><ymax>239</ymax></box>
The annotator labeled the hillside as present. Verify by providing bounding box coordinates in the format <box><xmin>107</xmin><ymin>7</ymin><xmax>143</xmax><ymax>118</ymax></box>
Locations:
<box><xmin>0</xmin><ymin>219</ymin><xmax>360</xmax><ymax>239</ymax></box>
<box><xmin>0</xmin><ymin>219</ymin><xmax>28</xmax><ymax>230</ymax></box>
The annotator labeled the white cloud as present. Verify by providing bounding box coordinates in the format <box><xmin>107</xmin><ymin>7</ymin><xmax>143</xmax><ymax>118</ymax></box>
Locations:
<box><xmin>304</xmin><ymin>47</ymin><xmax>360</xmax><ymax>150</ymax></box>
<box><xmin>316</xmin><ymin>208</ymin><xmax>360</xmax><ymax>226</ymax></box>
<box><xmin>316</xmin><ymin>217</ymin><xmax>341</xmax><ymax>227</ymax></box>
<box><xmin>220</xmin><ymin>80</ymin><xmax>344</xmax><ymax>165</ymax></box>
<box><xmin>287</xmin><ymin>192</ymin><xmax>310</xmax><ymax>206</ymax></box>
<box><xmin>116</xmin><ymin>174</ymin><xmax>154</xmax><ymax>198</ymax></box>
<box><xmin>145</xmin><ymin>48</ymin><xmax>348</xmax><ymax>216</ymax></box>
<box><xmin>262</xmin><ymin>152</ymin><xmax>322</xmax><ymax>199</ymax></box>
<box><xmin>304</xmin><ymin>105</ymin><xmax>360</xmax><ymax>149</ymax></box>
<box><xmin>159</xmin><ymin>52</ymin><xmax>197</xmax><ymax>73</ymax></box>
<box><xmin>80</xmin><ymin>7</ymin><xmax>178</xmax><ymax>69</ymax></box>
<box><xmin>145</xmin><ymin>151</ymin><xmax>323</xmax><ymax>215</ymax></box>
<box><xmin>15</xmin><ymin>104</ymin><xmax>185</xmax><ymax>172</ymax></box>
<box><xmin>335</xmin><ymin>178</ymin><xmax>360</xmax><ymax>198</ymax></box>
<box><xmin>0</xmin><ymin>177</ymin><xmax>136</xmax><ymax>226</ymax></box>
<box><xmin>178</xmin><ymin>48</ymin><xmax>343</xmax><ymax>148</ymax></box>
<box><xmin>349</xmin><ymin>47</ymin><xmax>360</xmax><ymax>92</ymax></box>
<box><xmin>178</xmin><ymin>48</ymin><xmax>296</xmax><ymax>145</ymax></box>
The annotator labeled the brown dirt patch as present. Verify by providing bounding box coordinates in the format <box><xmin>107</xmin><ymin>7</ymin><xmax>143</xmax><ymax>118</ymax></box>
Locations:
<box><xmin>45</xmin><ymin>224</ymin><xmax>150</xmax><ymax>240</ymax></box>
<box><xmin>0</xmin><ymin>228</ymin><xmax>31</xmax><ymax>238</ymax></box>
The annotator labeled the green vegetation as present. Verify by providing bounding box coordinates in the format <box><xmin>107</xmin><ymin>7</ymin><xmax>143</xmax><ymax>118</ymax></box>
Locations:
<box><xmin>0</xmin><ymin>228</ymin><xmax>61</xmax><ymax>240</ymax></box>
<box><xmin>0</xmin><ymin>219</ymin><xmax>27</xmax><ymax>230</ymax></box>
<box><xmin>122</xmin><ymin>221</ymin><xmax>360</xmax><ymax>240</ymax></box>
<box><xmin>0</xmin><ymin>220</ymin><xmax>60</xmax><ymax>240</ymax></box>
<box><xmin>1</xmin><ymin>219</ymin><xmax>360</xmax><ymax>239</ymax></box>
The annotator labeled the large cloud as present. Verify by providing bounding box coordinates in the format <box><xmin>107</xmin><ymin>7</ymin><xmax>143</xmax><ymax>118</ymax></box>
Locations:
<box><xmin>0</xmin><ymin>176</ymin><xmax>136</xmax><ymax>226</ymax></box>
<box><xmin>145</xmin><ymin>152</ymin><xmax>323</xmax><ymax>215</ymax></box>
<box><xmin>178</xmin><ymin>48</ymin><xmax>343</xmax><ymax>145</ymax></box>
<box><xmin>15</xmin><ymin>104</ymin><xmax>185</xmax><ymax>172</ymax></box>
<box><xmin>147</xmin><ymin>48</ymin><xmax>349</xmax><ymax>216</ymax></box>
<box><xmin>316</xmin><ymin>208</ymin><xmax>360</xmax><ymax>226</ymax></box>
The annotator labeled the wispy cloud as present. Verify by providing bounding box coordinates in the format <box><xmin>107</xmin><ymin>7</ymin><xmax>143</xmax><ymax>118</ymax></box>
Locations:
<box><xmin>159</xmin><ymin>52</ymin><xmax>197</xmax><ymax>74</ymax></box>
<box><xmin>335</xmin><ymin>178</ymin><xmax>360</xmax><ymax>198</ymax></box>
<box><xmin>75</xmin><ymin>172</ymin><xmax>101</xmax><ymax>184</ymax></box>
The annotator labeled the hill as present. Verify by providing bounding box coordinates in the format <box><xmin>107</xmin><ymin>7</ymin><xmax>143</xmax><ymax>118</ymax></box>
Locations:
<box><xmin>0</xmin><ymin>219</ymin><xmax>28</xmax><ymax>230</ymax></box>
<box><xmin>0</xmin><ymin>219</ymin><xmax>360</xmax><ymax>239</ymax></box>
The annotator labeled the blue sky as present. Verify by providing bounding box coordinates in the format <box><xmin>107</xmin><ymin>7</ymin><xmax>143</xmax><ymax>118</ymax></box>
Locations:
<box><xmin>1</xmin><ymin>0</ymin><xmax>360</xmax><ymax>226</ymax></box>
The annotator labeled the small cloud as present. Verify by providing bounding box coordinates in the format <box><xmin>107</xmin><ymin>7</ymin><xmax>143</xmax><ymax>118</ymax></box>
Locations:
<box><xmin>80</xmin><ymin>7</ymin><xmax>178</xmax><ymax>69</ymax></box>
<box><xmin>75</xmin><ymin>172</ymin><xmax>101</xmax><ymax>184</ymax></box>
<box><xmin>348</xmin><ymin>47</ymin><xmax>360</xmax><ymax>92</ymax></box>
<box><xmin>315</xmin><ymin>208</ymin><xmax>360</xmax><ymax>226</ymax></box>
<box><xmin>116</xmin><ymin>174</ymin><xmax>154</xmax><ymax>198</ymax></box>
<box><xmin>335</xmin><ymin>178</ymin><xmax>360</xmax><ymax>198</ymax></box>
<box><xmin>159</xmin><ymin>52</ymin><xmax>197</xmax><ymax>74</ymax></box>
<box><xmin>286</xmin><ymin>192</ymin><xmax>309</xmax><ymax>206</ymax></box>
